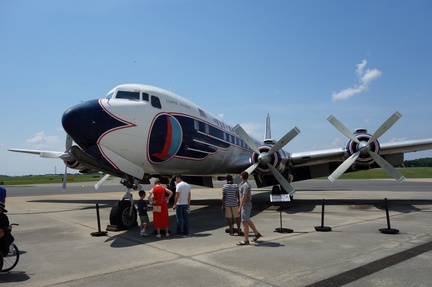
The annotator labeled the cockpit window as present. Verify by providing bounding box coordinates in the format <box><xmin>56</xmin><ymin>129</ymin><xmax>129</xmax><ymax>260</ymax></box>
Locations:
<box><xmin>106</xmin><ymin>92</ymin><xmax>114</xmax><ymax>99</ymax></box>
<box><xmin>142</xmin><ymin>92</ymin><xmax>149</xmax><ymax>101</ymax></box>
<box><xmin>116</xmin><ymin>91</ymin><xmax>140</xmax><ymax>100</ymax></box>
<box><xmin>151</xmin><ymin>95</ymin><xmax>162</xmax><ymax>109</ymax></box>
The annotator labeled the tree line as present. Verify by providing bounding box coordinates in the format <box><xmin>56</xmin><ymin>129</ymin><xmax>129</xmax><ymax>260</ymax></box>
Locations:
<box><xmin>403</xmin><ymin>157</ymin><xmax>432</xmax><ymax>167</ymax></box>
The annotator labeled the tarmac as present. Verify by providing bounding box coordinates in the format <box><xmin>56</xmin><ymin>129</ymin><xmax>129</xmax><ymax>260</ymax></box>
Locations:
<box><xmin>0</xmin><ymin>179</ymin><xmax>431</xmax><ymax>286</ymax></box>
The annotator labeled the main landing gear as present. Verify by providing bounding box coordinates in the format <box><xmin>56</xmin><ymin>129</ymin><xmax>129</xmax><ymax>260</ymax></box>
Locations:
<box><xmin>107</xmin><ymin>177</ymin><xmax>139</xmax><ymax>231</ymax></box>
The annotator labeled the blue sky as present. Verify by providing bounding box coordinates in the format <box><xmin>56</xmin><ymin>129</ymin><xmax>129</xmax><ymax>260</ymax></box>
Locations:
<box><xmin>1</xmin><ymin>0</ymin><xmax>431</xmax><ymax>176</ymax></box>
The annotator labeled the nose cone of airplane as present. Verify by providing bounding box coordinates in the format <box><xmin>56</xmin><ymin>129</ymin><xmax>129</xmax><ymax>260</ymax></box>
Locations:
<box><xmin>62</xmin><ymin>99</ymin><xmax>125</xmax><ymax>150</ymax></box>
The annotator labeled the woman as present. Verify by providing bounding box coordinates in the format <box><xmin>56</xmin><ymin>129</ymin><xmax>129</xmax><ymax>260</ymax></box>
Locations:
<box><xmin>148</xmin><ymin>179</ymin><xmax>173</xmax><ymax>238</ymax></box>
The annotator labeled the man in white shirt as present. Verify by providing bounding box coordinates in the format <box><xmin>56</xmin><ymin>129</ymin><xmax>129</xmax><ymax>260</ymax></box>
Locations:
<box><xmin>173</xmin><ymin>175</ymin><xmax>191</xmax><ymax>236</ymax></box>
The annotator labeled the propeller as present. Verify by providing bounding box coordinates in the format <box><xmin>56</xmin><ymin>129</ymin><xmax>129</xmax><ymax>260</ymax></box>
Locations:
<box><xmin>234</xmin><ymin>124</ymin><xmax>300</xmax><ymax>195</ymax></box>
<box><xmin>61</xmin><ymin>135</ymin><xmax>73</xmax><ymax>191</ymax></box>
<box><xmin>327</xmin><ymin>111</ymin><xmax>405</xmax><ymax>182</ymax></box>
<box><xmin>95</xmin><ymin>173</ymin><xmax>110</xmax><ymax>190</ymax></box>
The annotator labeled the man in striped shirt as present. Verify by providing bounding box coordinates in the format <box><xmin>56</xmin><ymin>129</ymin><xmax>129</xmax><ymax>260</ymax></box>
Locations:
<box><xmin>221</xmin><ymin>175</ymin><xmax>242</xmax><ymax>236</ymax></box>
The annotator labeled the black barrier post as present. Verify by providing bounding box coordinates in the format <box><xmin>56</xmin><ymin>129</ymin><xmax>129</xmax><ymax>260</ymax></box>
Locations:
<box><xmin>274</xmin><ymin>206</ymin><xmax>293</xmax><ymax>233</ymax></box>
<box><xmin>314</xmin><ymin>199</ymin><xmax>332</xmax><ymax>232</ymax></box>
<box><xmin>379</xmin><ymin>198</ymin><xmax>399</xmax><ymax>234</ymax></box>
<box><xmin>91</xmin><ymin>203</ymin><xmax>108</xmax><ymax>236</ymax></box>
<box><xmin>270</xmin><ymin>186</ymin><xmax>293</xmax><ymax>233</ymax></box>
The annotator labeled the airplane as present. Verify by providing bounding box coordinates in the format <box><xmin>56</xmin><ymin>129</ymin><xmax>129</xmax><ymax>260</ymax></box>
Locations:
<box><xmin>9</xmin><ymin>84</ymin><xmax>432</xmax><ymax>230</ymax></box>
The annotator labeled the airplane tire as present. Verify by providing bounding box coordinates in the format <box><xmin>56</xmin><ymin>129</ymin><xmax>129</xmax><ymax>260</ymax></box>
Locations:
<box><xmin>109</xmin><ymin>200</ymin><xmax>137</xmax><ymax>230</ymax></box>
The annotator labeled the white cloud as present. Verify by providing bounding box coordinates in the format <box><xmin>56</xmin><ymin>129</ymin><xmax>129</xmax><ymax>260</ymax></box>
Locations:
<box><xmin>26</xmin><ymin>132</ymin><xmax>62</xmax><ymax>149</ymax></box>
<box><xmin>332</xmin><ymin>59</ymin><xmax>382</xmax><ymax>101</ymax></box>
<box><xmin>356</xmin><ymin>59</ymin><xmax>367</xmax><ymax>77</ymax></box>
<box><xmin>389</xmin><ymin>136</ymin><xmax>408</xmax><ymax>142</ymax></box>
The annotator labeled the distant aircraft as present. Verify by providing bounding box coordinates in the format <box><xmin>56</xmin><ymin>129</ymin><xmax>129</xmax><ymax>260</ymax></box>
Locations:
<box><xmin>9</xmin><ymin>84</ymin><xmax>432</xmax><ymax>229</ymax></box>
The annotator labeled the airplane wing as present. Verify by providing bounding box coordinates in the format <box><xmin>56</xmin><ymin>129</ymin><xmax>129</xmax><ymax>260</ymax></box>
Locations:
<box><xmin>8</xmin><ymin>147</ymin><xmax>99</xmax><ymax>177</ymax></box>
<box><xmin>8</xmin><ymin>148</ymin><xmax>63</xmax><ymax>158</ymax></box>
<box><xmin>380</xmin><ymin>139</ymin><xmax>432</xmax><ymax>155</ymax></box>
<box><xmin>289</xmin><ymin>138</ymin><xmax>432</xmax><ymax>181</ymax></box>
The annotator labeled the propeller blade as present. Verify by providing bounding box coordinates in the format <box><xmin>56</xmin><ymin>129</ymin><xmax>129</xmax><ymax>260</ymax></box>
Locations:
<box><xmin>368</xmin><ymin>152</ymin><xmax>405</xmax><ymax>182</ymax></box>
<box><xmin>234</xmin><ymin>124</ymin><xmax>260</xmax><ymax>154</ymax></box>
<box><xmin>61</xmin><ymin>134</ymin><xmax>74</xmax><ymax>192</ymax></box>
<box><xmin>245</xmin><ymin>162</ymin><xmax>259</xmax><ymax>176</ymax></box>
<box><xmin>62</xmin><ymin>164</ymin><xmax>67</xmax><ymax>191</ymax></box>
<box><xmin>328</xmin><ymin>151</ymin><xmax>360</xmax><ymax>182</ymax></box>
<box><xmin>232</xmin><ymin>163</ymin><xmax>260</xmax><ymax>183</ymax></box>
<box><xmin>66</xmin><ymin>134</ymin><xmax>73</xmax><ymax>150</ymax></box>
<box><xmin>95</xmin><ymin>174</ymin><xmax>110</xmax><ymax>190</ymax></box>
<box><xmin>367</xmin><ymin>111</ymin><xmax>402</xmax><ymax>144</ymax></box>
<box><xmin>267</xmin><ymin>164</ymin><xmax>295</xmax><ymax>195</ymax></box>
<box><xmin>267</xmin><ymin>127</ymin><xmax>300</xmax><ymax>155</ymax></box>
<box><xmin>327</xmin><ymin>115</ymin><xmax>360</xmax><ymax>144</ymax></box>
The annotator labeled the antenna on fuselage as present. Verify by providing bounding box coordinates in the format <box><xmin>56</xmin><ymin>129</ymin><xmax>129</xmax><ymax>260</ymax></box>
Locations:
<box><xmin>264</xmin><ymin>113</ymin><xmax>275</xmax><ymax>144</ymax></box>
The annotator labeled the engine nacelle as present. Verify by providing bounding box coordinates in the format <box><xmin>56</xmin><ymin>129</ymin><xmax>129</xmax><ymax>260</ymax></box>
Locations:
<box><xmin>250</xmin><ymin>145</ymin><xmax>289</xmax><ymax>175</ymax></box>
<box><xmin>65</xmin><ymin>159</ymin><xmax>94</xmax><ymax>173</ymax></box>
<box><xmin>345</xmin><ymin>130</ymin><xmax>380</xmax><ymax>167</ymax></box>
<box><xmin>60</xmin><ymin>150</ymin><xmax>99</xmax><ymax>174</ymax></box>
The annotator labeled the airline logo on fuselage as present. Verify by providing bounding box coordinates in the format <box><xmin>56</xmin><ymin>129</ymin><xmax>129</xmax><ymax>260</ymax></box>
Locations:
<box><xmin>148</xmin><ymin>114</ymin><xmax>183</xmax><ymax>163</ymax></box>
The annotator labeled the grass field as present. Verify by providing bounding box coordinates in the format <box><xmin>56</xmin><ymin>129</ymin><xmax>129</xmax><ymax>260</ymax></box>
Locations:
<box><xmin>337</xmin><ymin>167</ymin><xmax>432</xmax><ymax>179</ymax></box>
<box><xmin>1</xmin><ymin>167</ymin><xmax>431</xmax><ymax>186</ymax></box>
<box><xmin>0</xmin><ymin>174</ymin><xmax>106</xmax><ymax>186</ymax></box>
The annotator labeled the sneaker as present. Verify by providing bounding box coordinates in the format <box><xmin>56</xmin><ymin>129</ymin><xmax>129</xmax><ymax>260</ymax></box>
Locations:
<box><xmin>166</xmin><ymin>232</ymin><xmax>170</xmax><ymax>237</ymax></box>
<box><xmin>142</xmin><ymin>233</ymin><xmax>148</xmax><ymax>237</ymax></box>
<box><xmin>156</xmin><ymin>234</ymin><xmax>161</xmax><ymax>238</ymax></box>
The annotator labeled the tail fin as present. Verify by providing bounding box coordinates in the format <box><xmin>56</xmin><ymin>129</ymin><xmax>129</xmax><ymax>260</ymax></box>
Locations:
<box><xmin>264</xmin><ymin>113</ymin><xmax>275</xmax><ymax>144</ymax></box>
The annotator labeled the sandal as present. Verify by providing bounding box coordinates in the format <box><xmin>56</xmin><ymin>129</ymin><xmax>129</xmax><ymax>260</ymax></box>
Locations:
<box><xmin>251</xmin><ymin>233</ymin><xmax>262</xmax><ymax>242</ymax></box>
<box><xmin>236</xmin><ymin>240</ymin><xmax>250</xmax><ymax>246</ymax></box>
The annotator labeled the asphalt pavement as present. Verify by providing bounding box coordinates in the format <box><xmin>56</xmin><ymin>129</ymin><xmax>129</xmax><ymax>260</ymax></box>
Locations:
<box><xmin>1</xmin><ymin>179</ymin><xmax>431</xmax><ymax>286</ymax></box>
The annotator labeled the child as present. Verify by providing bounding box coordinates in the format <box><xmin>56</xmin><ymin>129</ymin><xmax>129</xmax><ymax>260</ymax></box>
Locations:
<box><xmin>137</xmin><ymin>190</ymin><xmax>150</xmax><ymax>236</ymax></box>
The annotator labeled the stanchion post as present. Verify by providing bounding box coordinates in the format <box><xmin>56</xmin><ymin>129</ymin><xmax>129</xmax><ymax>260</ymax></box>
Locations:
<box><xmin>379</xmin><ymin>198</ymin><xmax>399</xmax><ymax>234</ymax></box>
<box><xmin>315</xmin><ymin>199</ymin><xmax>332</xmax><ymax>232</ymax></box>
<box><xmin>91</xmin><ymin>203</ymin><xmax>108</xmax><ymax>237</ymax></box>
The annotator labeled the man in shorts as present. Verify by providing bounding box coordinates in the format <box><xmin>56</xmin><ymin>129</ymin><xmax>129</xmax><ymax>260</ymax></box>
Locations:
<box><xmin>221</xmin><ymin>175</ymin><xmax>242</xmax><ymax>236</ymax></box>
<box><xmin>237</xmin><ymin>171</ymin><xmax>262</xmax><ymax>245</ymax></box>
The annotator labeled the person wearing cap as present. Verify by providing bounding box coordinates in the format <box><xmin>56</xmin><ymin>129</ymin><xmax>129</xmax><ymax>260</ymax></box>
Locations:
<box><xmin>0</xmin><ymin>202</ymin><xmax>14</xmax><ymax>256</ymax></box>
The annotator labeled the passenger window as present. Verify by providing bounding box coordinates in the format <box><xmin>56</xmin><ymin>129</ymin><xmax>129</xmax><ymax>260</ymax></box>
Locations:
<box><xmin>142</xmin><ymin>93</ymin><xmax>149</xmax><ymax>101</ymax></box>
<box><xmin>151</xmin><ymin>96</ymin><xmax>162</xmax><ymax>109</ymax></box>
<box><xmin>116</xmin><ymin>91</ymin><xmax>140</xmax><ymax>100</ymax></box>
